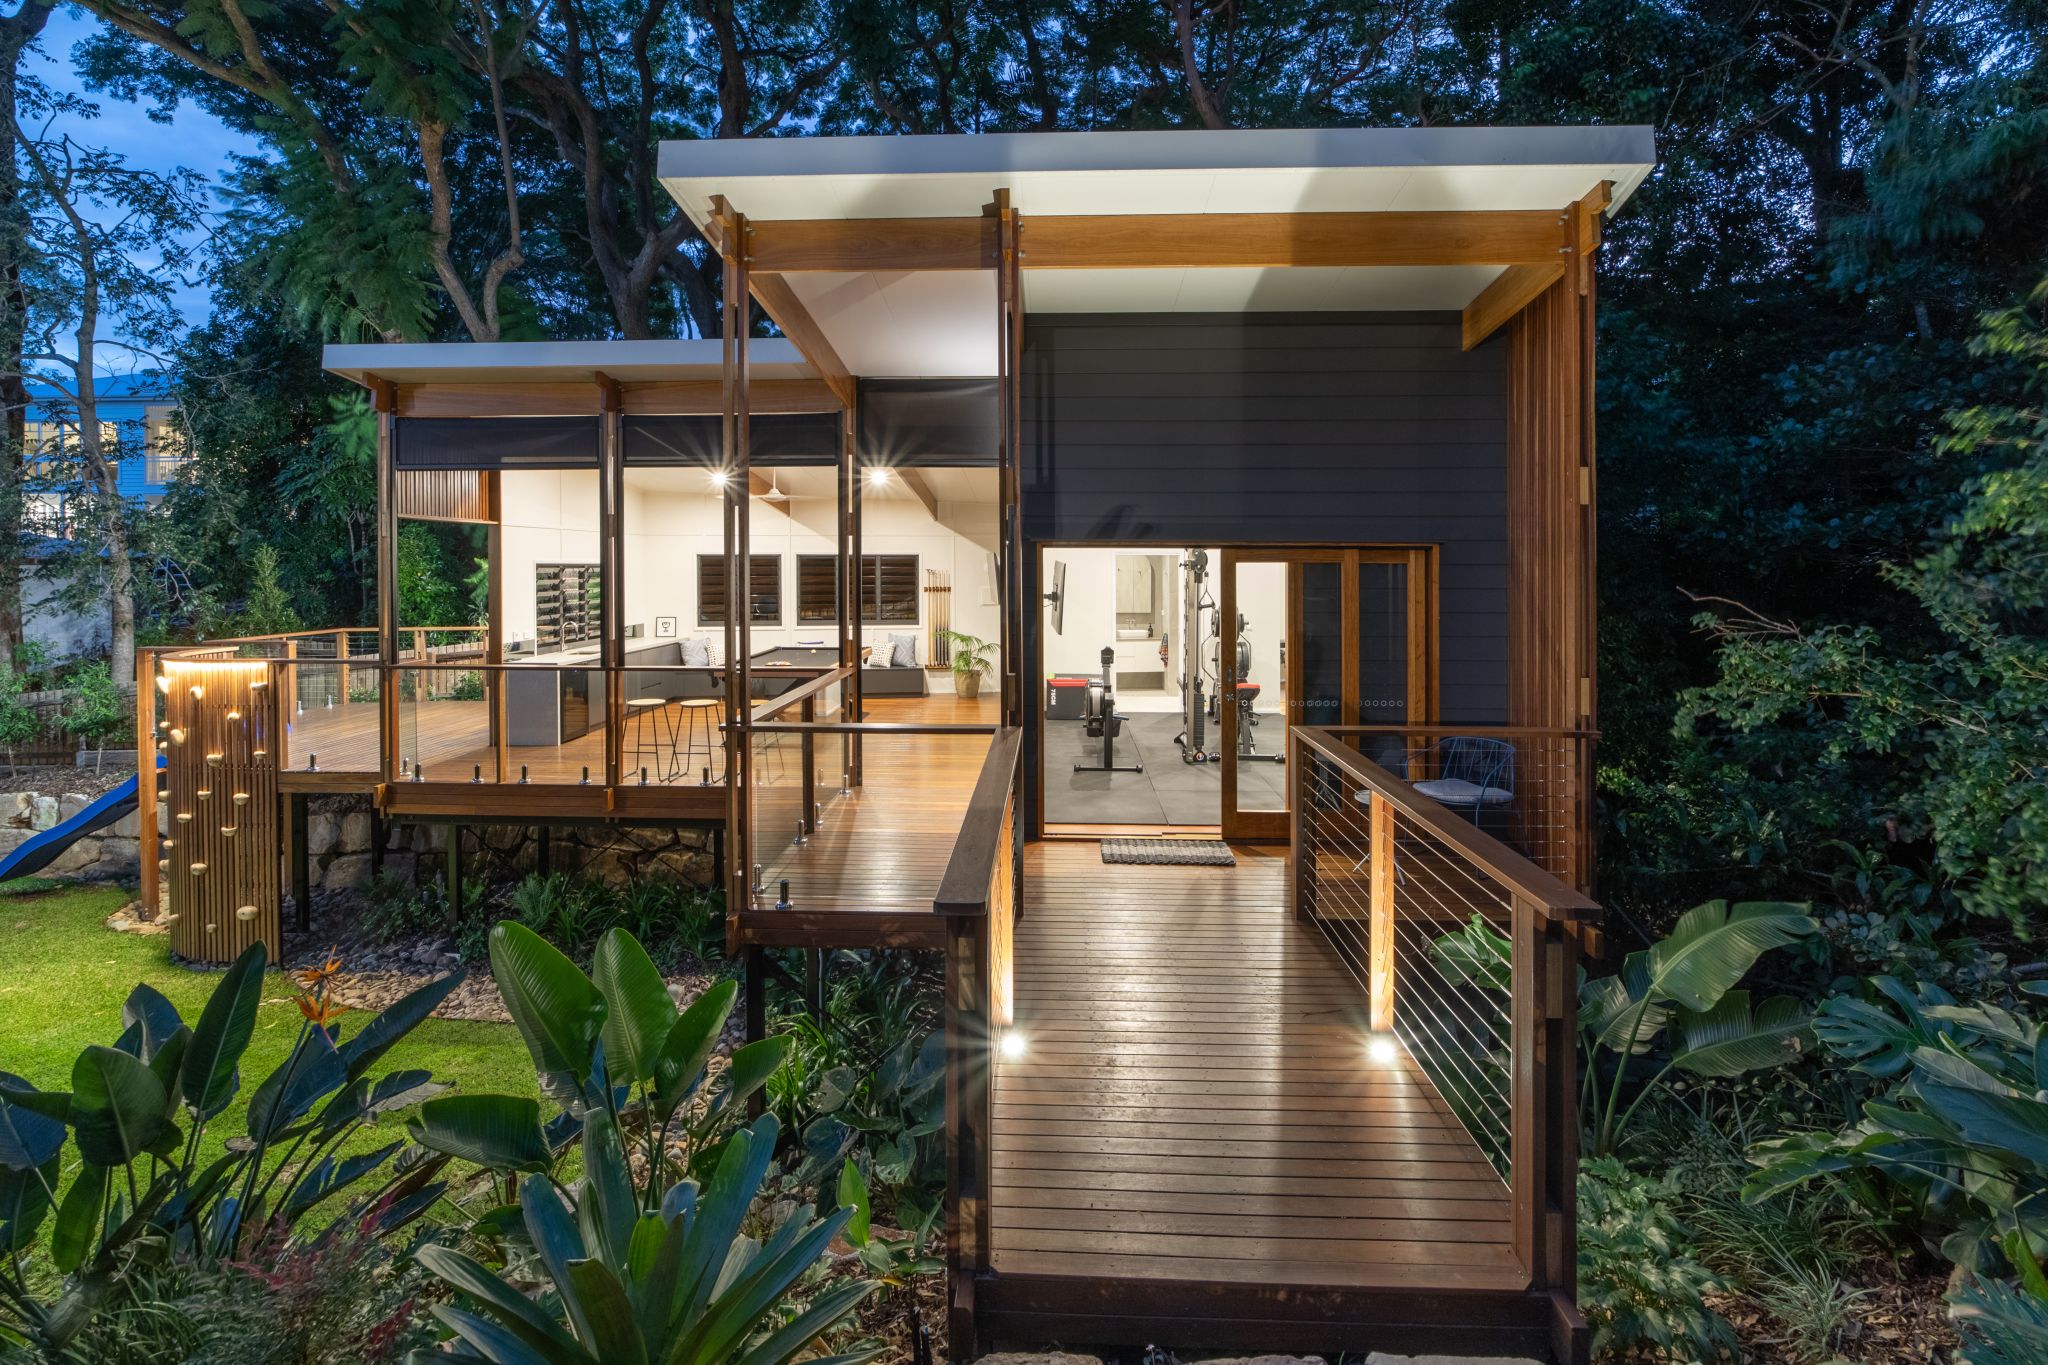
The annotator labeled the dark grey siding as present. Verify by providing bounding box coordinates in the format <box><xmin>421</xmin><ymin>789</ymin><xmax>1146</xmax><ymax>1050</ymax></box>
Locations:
<box><xmin>1021</xmin><ymin>312</ymin><xmax>1509</xmax><ymax>723</ymax></box>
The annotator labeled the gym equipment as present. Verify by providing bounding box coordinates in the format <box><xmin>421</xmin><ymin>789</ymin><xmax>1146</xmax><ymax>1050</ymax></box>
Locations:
<box><xmin>1075</xmin><ymin>647</ymin><xmax>1143</xmax><ymax>773</ymax></box>
<box><xmin>1231</xmin><ymin>613</ymin><xmax>1283</xmax><ymax>763</ymax></box>
<box><xmin>1173</xmin><ymin>550</ymin><xmax>1217</xmax><ymax>763</ymax></box>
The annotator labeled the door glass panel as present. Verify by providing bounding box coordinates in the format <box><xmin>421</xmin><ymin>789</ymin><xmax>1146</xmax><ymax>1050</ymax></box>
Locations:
<box><xmin>1356</xmin><ymin>560</ymin><xmax>1410</xmax><ymax>768</ymax></box>
<box><xmin>1297</xmin><ymin>561</ymin><xmax>1344</xmax><ymax>728</ymax></box>
<box><xmin>1230</xmin><ymin>560</ymin><xmax>1289</xmax><ymax>811</ymax></box>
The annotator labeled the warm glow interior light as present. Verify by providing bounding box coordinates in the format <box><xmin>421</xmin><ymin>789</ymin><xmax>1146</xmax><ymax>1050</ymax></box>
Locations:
<box><xmin>866</xmin><ymin>467</ymin><xmax>890</xmax><ymax>488</ymax></box>
<box><xmin>999</xmin><ymin>1031</ymin><xmax>1028</xmax><ymax>1061</ymax></box>
<box><xmin>1367</xmin><ymin>1034</ymin><xmax>1399</xmax><ymax>1064</ymax></box>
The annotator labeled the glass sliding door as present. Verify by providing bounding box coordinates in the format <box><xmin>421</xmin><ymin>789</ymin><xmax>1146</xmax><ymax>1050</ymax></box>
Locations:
<box><xmin>1219</xmin><ymin>547</ymin><xmax>1435</xmax><ymax>842</ymax></box>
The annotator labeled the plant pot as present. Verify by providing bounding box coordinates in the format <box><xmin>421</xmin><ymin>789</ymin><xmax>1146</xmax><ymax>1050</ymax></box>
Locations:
<box><xmin>955</xmin><ymin>671</ymin><xmax>983</xmax><ymax>699</ymax></box>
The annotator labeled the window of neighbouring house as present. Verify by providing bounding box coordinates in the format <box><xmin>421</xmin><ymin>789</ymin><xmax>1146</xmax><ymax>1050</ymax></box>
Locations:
<box><xmin>144</xmin><ymin>405</ymin><xmax>190</xmax><ymax>484</ymax></box>
<box><xmin>698</xmin><ymin>554</ymin><xmax>782</xmax><ymax>626</ymax></box>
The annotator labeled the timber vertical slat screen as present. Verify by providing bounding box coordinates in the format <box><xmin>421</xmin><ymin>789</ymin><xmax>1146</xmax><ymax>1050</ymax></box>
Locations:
<box><xmin>159</xmin><ymin>655</ymin><xmax>283</xmax><ymax>962</ymax></box>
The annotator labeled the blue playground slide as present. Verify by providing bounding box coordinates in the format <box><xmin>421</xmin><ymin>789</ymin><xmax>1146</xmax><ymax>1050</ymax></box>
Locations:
<box><xmin>0</xmin><ymin>756</ymin><xmax>164</xmax><ymax>883</ymax></box>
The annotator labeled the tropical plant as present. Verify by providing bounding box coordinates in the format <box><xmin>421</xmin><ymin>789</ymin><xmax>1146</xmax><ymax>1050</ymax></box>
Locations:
<box><xmin>937</xmin><ymin>630</ymin><xmax>994</xmax><ymax>684</ymax></box>
<box><xmin>1748</xmin><ymin>978</ymin><xmax>2048</xmax><ymax>1274</ymax></box>
<box><xmin>0</xmin><ymin>946</ymin><xmax>465</xmax><ymax>1355</ymax></box>
<box><xmin>836</xmin><ymin>1160</ymin><xmax>943</xmax><ymax>1292</ymax></box>
<box><xmin>407</xmin><ymin>1112</ymin><xmax>876</xmax><ymax>1365</ymax></box>
<box><xmin>1951</xmin><ymin>1273</ymin><xmax>2048</xmax><ymax>1365</ymax></box>
<box><xmin>410</xmin><ymin>923</ymin><xmax>785</xmax><ymax>1192</ymax></box>
<box><xmin>1577</xmin><ymin>1156</ymin><xmax>1735</xmax><ymax>1363</ymax></box>
<box><xmin>1432</xmin><ymin>899</ymin><xmax>1819</xmax><ymax>1155</ymax></box>
<box><xmin>399</xmin><ymin>926</ymin><xmax>879</xmax><ymax>1362</ymax></box>
<box><xmin>59</xmin><ymin>660</ymin><xmax>126</xmax><ymax>772</ymax></box>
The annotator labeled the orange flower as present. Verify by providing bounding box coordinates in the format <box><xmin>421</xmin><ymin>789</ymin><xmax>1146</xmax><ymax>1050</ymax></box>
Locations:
<box><xmin>297</xmin><ymin>994</ymin><xmax>350</xmax><ymax>1026</ymax></box>
<box><xmin>292</xmin><ymin>948</ymin><xmax>343</xmax><ymax>990</ymax></box>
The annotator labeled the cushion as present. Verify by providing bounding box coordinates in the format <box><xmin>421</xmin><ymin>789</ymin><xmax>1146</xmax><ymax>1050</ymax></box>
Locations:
<box><xmin>888</xmin><ymin>633</ymin><xmax>918</xmax><ymax>669</ymax></box>
<box><xmin>1414</xmin><ymin>778</ymin><xmax>1514</xmax><ymax>808</ymax></box>
<box><xmin>678</xmin><ymin>636</ymin><xmax>712</xmax><ymax>667</ymax></box>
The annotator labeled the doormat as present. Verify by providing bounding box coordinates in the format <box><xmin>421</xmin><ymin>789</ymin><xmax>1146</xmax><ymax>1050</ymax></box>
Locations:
<box><xmin>1100</xmin><ymin>838</ymin><xmax>1236</xmax><ymax>867</ymax></box>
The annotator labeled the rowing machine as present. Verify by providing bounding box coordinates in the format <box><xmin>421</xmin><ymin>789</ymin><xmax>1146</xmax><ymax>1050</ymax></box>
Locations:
<box><xmin>1075</xmin><ymin>647</ymin><xmax>1143</xmax><ymax>773</ymax></box>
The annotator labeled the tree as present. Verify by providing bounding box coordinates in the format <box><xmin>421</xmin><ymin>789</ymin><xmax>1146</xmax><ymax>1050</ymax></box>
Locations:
<box><xmin>60</xmin><ymin>656</ymin><xmax>124</xmax><ymax>770</ymax></box>
<box><xmin>13</xmin><ymin>81</ymin><xmax>204</xmax><ymax>687</ymax></box>
<box><xmin>0</xmin><ymin>1</ymin><xmax>55</xmax><ymax>677</ymax></box>
<box><xmin>233</xmin><ymin>542</ymin><xmax>301</xmax><ymax>635</ymax></box>
<box><xmin>0</xmin><ymin>654</ymin><xmax>36</xmax><ymax>774</ymax></box>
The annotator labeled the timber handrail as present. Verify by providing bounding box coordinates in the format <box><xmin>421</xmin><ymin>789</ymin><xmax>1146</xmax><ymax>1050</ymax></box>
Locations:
<box><xmin>934</xmin><ymin>728</ymin><xmax>1022</xmax><ymax>914</ymax></box>
<box><xmin>751</xmin><ymin>720</ymin><xmax>1000</xmax><ymax>736</ymax></box>
<box><xmin>749</xmin><ymin>664</ymin><xmax>854</xmax><ymax>725</ymax></box>
<box><xmin>1291</xmin><ymin>725</ymin><xmax>1598</xmax><ymax>923</ymax></box>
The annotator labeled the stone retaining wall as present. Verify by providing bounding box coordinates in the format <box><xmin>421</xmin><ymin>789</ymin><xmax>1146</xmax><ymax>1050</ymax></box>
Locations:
<box><xmin>3</xmin><ymin>787</ymin><xmax>716</xmax><ymax>895</ymax></box>
<box><xmin>303</xmin><ymin>796</ymin><xmax>717</xmax><ymax>893</ymax></box>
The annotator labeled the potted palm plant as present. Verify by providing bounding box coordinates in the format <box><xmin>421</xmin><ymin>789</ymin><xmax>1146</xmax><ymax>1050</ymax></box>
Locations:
<box><xmin>939</xmin><ymin>629</ymin><xmax>996</xmax><ymax>699</ymax></box>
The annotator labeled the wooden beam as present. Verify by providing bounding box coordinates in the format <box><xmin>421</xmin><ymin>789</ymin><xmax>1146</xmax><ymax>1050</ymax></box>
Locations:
<box><xmin>744</xmin><ymin>209</ymin><xmax>1569</xmax><ymax>272</ymax></box>
<box><xmin>747</xmin><ymin>216</ymin><xmax>993</xmax><ymax>272</ymax></box>
<box><xmin>1021</xmin><ymin>210</ymin><xmax>1569</xmax><ymax>269</ymax></box>
<box><xmin>1462</xmin><ymin>263</ymin><xmax>1565</xmax><ymax>351</ymax></box>
<box><xmin>621</xmin><ymin>378</ymin><xmax>841</xmax><ymax>415</ymax></box>
<box><xmin>898</xmin><ymin>467</ymin><xmax>940</xmax><ymax>520</ymax></box>
<box><xmin>747</xmin><ymin>270</ymin><xmax>857</xmax><ymax>409</ymax></box>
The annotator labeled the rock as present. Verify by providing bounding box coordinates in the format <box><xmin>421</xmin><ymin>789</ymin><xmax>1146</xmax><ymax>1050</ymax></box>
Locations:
<box><xmin>58</xmin><ymin>793</ymin><xmax>92</xmax><ymax>822</ymax></box>
<box><xmin>43</xmin><ymin>837</ymin><xmax>102</xmax><ymax>876</ymax></box>
<box><xmin>974</xmin><ymin>1355</ymin><xmax>1104</xmax><ymax>1365</ymax></box>
<box><xmin>0</xmin><ymin>827</ymin><xmax>29</xmax><ymax>854</ymax></box>
<box><xmin>7</xmin><ymin>793</ymin><xmax>57</xmax><ymax>830</ymax></box>
<box><xmin>110</xmin><ymin>806</ymin><xmax>142</xmax><ymax>838</ymax></box>
<box><xmin>339</xmin><ymin>810</ymin><xmax>374</xmax><ymax>853</ymax></box>
<box><xmin>94</xmin><ymin>837</ymin><xmax>140</xmax><ymax>877</ymax></box>
<box><xmin>306</xmin><ymin>811</ymin><xmax>341</xmax><ymax>859</ymax></box>
<box><xmin>1366</xmin><ymin>1355</ymin><xmax>1541</xmax><ymax>1365</ymax></box>
<box><xmin>1199</xmin><ymin>1357</ymin><xmax>1329</xmax><ymax>1365</ymax></box>
<box><xmin>321</xmin><ymin>853</ymin><xmax>375</xmax><ymax>892</ymax></box>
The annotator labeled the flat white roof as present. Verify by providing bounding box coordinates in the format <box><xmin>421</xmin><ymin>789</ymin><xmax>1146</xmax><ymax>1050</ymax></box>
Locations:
<box><xmin>322</xmin><ymin>338</ymin><xmax>812</xmax><ymax>386</ymax></box>
<box><xmin>656</xmin><ymin>126</ymin><xmax>1655</xmax><ymax>377</ymax></box>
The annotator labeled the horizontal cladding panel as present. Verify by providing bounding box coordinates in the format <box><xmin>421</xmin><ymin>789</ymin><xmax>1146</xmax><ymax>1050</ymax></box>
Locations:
<box><xmin>1024</xmin><ymin>421</ymin><xmax>1507</xmax><ymax>447</ymax></box>
<box><xmin>1041</xmin><ymin>395</ymin><xmax>1507</xmax><ymax>423</ymax></box>
<box><xmin>1038</xmin><ymin>372</ymin><xmax>1507</xmax><ymax>401</ymax></box>
<box><xmin>395</xmin><ymin>415</ymin><xmax>599</xmax><ymax>469</ymax></box>
<box><xmin>1035</xmin><ymin>350</ymin><xmax>1500</xmax><ymax>377</ymax></box>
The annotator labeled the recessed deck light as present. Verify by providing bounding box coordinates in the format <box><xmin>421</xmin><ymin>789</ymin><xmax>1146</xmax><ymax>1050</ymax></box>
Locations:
<box><xmin>1367</xmin><ymin>1034</ymin><xmax>1399</xmax><ymax>1064</ymax></box>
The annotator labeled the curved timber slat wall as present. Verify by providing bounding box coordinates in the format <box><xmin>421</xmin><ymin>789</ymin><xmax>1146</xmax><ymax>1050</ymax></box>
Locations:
<box><xmin>161</xmin><ymin>658</ymin><xmax>282</xmax><ymax>963</ymax></box>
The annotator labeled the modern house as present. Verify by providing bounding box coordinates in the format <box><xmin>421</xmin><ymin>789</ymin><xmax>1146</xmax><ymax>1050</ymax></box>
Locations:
<box><xmin>138</xmin><ymin>125</ymin><xmax>1650</xmax><ymax>1361</ymax></box>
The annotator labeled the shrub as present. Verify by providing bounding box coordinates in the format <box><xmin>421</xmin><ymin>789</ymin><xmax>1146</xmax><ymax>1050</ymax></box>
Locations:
<box><xmin>0</xmin><ymin>947</ymin><xmax>478</xmax><ymax>1355</ymax></box>
<box><xmin>1578</xmin><ymin>1156</ymin><xmax>1736</xmax><ymax>1362</ymax></box>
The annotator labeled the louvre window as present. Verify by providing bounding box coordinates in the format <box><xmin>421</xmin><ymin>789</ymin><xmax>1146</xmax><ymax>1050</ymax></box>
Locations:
<box><xmin>795</xmin><ymin>554</ymin><xmax>920</xmax><ymax>625</ymax></box>
<box><xmin>698</xmin><ymin>554</ymin><xmax>781</xmax><ymax>625</ymax></box>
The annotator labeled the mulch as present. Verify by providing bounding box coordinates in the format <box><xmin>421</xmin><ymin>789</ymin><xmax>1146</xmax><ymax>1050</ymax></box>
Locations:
<box><xmin>0</xmin><ymin>763</ymin><xmax>139</xmax><ymax>800</ymax></box>
<box><xmin>1714</xmin><ymin>1259</ymin><xmax>1960</xmax><ymax>1365</ymax></box>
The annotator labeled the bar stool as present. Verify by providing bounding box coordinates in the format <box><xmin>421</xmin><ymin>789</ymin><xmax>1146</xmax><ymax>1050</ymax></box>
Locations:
<box><xmin>673</xmin><ymin>698</ymin><xmax>723</xmax><ymax>783</ymax></box>
<box><xmin>625</xmin><ymin>698</ymin><xmax>674</xmax><ymax>783</ymax></box>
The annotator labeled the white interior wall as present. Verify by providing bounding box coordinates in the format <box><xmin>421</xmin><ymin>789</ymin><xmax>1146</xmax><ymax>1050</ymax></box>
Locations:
<box><xmin>500</xmin><ymin>469</ymin><xmax>602</xmax><ymax>646</ymax></box>
<box><xmin>1041</xmin><ymin>547</ymin><xmax>1285</xmax><ymax>713</ymax></box>
<box><xmin>482</xmin><ymin>466</ymin><xmax>998</xmax><ymax>691</ymax></box>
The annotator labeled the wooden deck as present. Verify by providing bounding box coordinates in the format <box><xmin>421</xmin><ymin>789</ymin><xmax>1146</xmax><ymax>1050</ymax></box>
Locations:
<box><xmin>742</xmin><ymin>694</ymin><xmax>999</xmax><ymax>948</ymax></box>
<box><xmin>979</xmin><ymin>841</ymin><xmax>1542</xmax><ymax>1353</ymax></box>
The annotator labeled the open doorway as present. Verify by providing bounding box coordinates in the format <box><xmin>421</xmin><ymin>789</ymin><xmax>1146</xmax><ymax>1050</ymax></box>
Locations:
<box><xmin>1038</xmin><ymin>546</ymin><xmax>1290</xmax><ymax>830</ymax></box>
<box><xmin>1038</xmin><ymin>544</ymin><xmax>1438</xmax><ymax>837</ymax></box>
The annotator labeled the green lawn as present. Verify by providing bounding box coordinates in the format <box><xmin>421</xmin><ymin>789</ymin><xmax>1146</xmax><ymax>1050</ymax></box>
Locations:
<box><xmin>0</xmin><ymin>882</ymin><xmax>539</xmax><ymax>1159</ymax></box>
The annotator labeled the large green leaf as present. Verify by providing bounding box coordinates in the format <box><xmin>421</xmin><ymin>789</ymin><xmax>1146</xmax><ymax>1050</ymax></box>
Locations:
<box><xmin>408</xmin><ymin>1094</ymin><xmax>552</xmax><ymax>1173</ymax></box>
<box><xmin>120</xmin><ymin>984</ymin><xmax>186</xmax><ymax>1063</ymax></box>
<box><xmin>728</xmin><ymin>1278</ymin><xmax>879</xmax><ymax>1365</ymax></box>
<box><xmin>335</xmin><ymin>971</ymin><xmax>462</xmax><ymax>1083</ymax></box>
<box><xmin>416</xmin><ymin>1243</ymin><xmax>585</xmax><ymax>1364</ymax></box>
<box><xmin>1813</xmin><ymin>978</ymin><xmax>1945</xmax><ymax>1077</ymax></box>
<box><xmin>566</xmin><ymin>1259</ymin><xmax>648</xmax><ymax>1365</ymax></box>
<box><xmin>1643</xmin><ymin>900</ymin><xmax>1817</xmax><ymax>1011</ymax></box>
<box><xmin>490</xmin><ymin>923</ymin><xmax>606</xmax><ymax>1096</ymax></box>
<box><xmin>432</xmin><ymin>1304</ymin><xmax>573</xmax><ymax>1365</ymax></box>
<box><xmin>1921</xmin><ymin>1083</ymin><xmax>2048</xmax><ymax>1171</ymax></box>
<box><xmin>70</xmin><ymin>1045</ymin><xmax>170</xmax><ymax>1166</ymax></box>
<box><xmin>697</xmin><ymin>1037</ymin><xmax>791</xmax><ymax>1137</ymax></box>
<box><xmin>0</xmin><ymin>1072</ymin><xmax>67</xmax><ymax>1171</ymax></box>
<box><xmin>1581</xmin><ymin>963</ymin><xmax>1670</xmax><ymax>1056</ymax></box>
<box><xmin>577</xmin><ymin>1111</ymin><xmax>638</xmax><ymax>1274</ymax></box>
<box><xmin>1429</xmin><ymin>915</ymin><xmax>1513</xmax><ymax>993</ymax></box>
<box><xmin>50</xmin><ymin>1161</ymin><xmax>107</xmax><ymax>1273</ymax></box>
<box><xmin>247</xmin><ymin>1032</ymin><xmax>348</xmax><ymax>1144</ymax></box>
<box><xmin>594</xmin><ymin>929</ymin><xmax>676</xmax><ymax>1087</ymax></box>
<box><xmin>0</xmin><ymin>1158</ymin><xmax>57</xmax><ymax>1252</ymax></box>
<box><xmin>179</xmin><ymin>942</ymin><xmax>267</xmax><ymax>1119</ymax></box>
<box><xmin>1672</xmin><ymin>992</ymin><xmax>1813</xmax><ymax>1077</ymax></box>
<box><xmin>654</xmin><ymin>981</ymin><xmax>736</xmax><ymax>1121</ymax></box>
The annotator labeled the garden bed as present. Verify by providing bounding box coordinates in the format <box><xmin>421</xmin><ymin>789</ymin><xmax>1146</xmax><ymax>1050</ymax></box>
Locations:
<box><xmin>0</xmin><ymin>761</ymin><xmax>137</xmax><ymax>799</ymax></box>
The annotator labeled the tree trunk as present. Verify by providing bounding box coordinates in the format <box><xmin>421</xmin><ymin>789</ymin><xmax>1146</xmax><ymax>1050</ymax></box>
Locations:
<box><xmin>0</xmin><ymin>3</ymin><xmax>56</xmax><ymax>676</ymax></box>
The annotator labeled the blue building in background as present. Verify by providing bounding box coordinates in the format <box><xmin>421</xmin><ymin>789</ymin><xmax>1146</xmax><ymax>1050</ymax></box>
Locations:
<box><xmin>24</xmin><ymin>373</ymin><xmax>188</xmax><ymax>531</ymax></box>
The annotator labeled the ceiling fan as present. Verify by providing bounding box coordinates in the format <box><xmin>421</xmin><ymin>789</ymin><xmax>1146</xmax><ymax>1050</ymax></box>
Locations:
<box><xmin>761</xmin><ymin>469</ymin><xmax>789</xmax><ymax>503</ymax></box>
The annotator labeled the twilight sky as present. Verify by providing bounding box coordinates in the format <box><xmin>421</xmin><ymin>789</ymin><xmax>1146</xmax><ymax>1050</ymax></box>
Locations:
<box><xmin>28</xmin><ymin>5</ymin><xmax>258</xmax><ymax>335</ymax></box>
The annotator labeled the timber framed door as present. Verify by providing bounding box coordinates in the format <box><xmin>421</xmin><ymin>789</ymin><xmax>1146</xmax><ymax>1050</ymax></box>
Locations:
<box><xmin>1218</xmin><ymin>547</ymin><xmax>1436</xmax><ymax>842</ymax></box>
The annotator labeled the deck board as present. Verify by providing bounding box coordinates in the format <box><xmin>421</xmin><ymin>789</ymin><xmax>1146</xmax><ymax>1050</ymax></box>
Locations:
<box><xmin>991</xmin><ymin>841</ymin><xmax>1522</xmax><ymax>1292</ymax></box>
